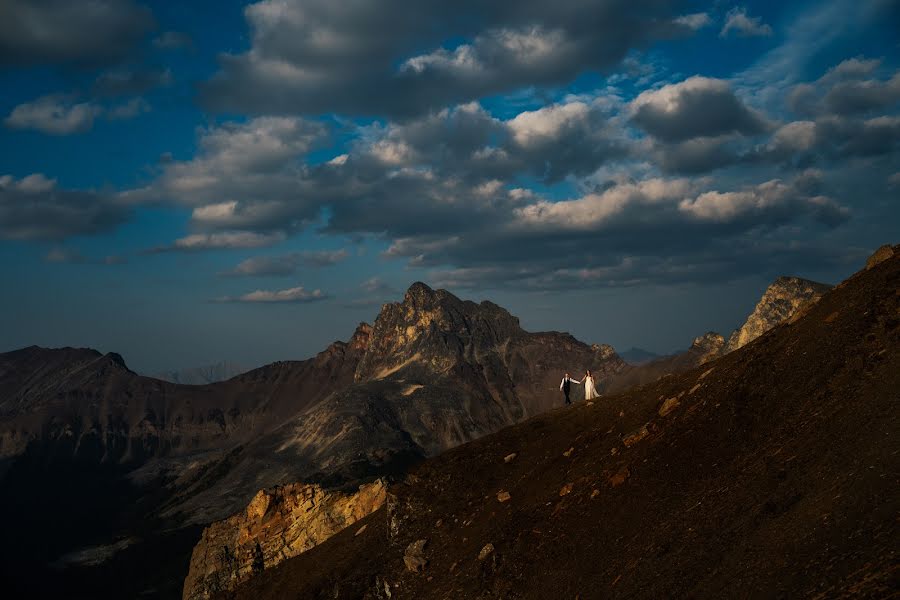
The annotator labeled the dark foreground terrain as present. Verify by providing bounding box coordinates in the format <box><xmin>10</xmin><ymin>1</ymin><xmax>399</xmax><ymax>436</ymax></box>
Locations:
<box><xmin>224</xmin><ymin>247</ymin><xmax>899</xmax><ymax>599</ymax></box>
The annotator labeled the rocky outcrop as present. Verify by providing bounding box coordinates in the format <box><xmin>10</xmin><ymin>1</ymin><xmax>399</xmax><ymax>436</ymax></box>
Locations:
<box><xmin>689</xmin><ymin>332</ymin><xmax>726</xmax><ymax>364</ymax></box>
<box><xmin>182</xmin><ymin>479</ymin><xmax>387</xmax><ymax>600</ymax></box>
<box><xmin>723</xmin><ymin>276</ymin><xmax>832</xmax><ymax>353</ymax></box>
<box><xmin>866</xmin><ymin>244</ymin><xmax>895</xmax><ymax>270</ymax></box>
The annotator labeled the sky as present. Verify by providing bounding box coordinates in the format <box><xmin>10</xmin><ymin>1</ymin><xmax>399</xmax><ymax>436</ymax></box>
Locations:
<box><xmin>1</xmin><ymin>0</ymin><xmax>898</xmax><ymax>374</ymax></box>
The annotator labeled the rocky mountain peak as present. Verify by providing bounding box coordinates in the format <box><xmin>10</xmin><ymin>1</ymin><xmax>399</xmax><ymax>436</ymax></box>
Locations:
<box><xmin>690</xmin><ymin>331</ymin><xmax>726</xmax><ymax>364</ymax></box>
<box><xmin>691</xmin><ymin>331</ymin><xmax>725</xmax><ymax>353</ymax></box>
<box><xmin>403</xmin><ymin>281</ymin><xmax>439</xmax><ymax>305</ymax></box>
<box><xmin>103</xmin><ymin>351</ymin><xmax>130</xmax><ymax>370</ymax></box>
<box><xmin>724</xmin><ymin>276</ymin><xmax>832</xmax><ymax>353</ymax></box>
<box><xmin>354</xmin><ymin>284</ymin><xmax>523</xmax><ymax>381</ymax></box>
<box><xmin>348</xmin><ymin>322</ymin><xmax>373</xmax><ymax>352</ymax></box>
<box><xmin>591</xmin><ymin>343</ymin><xmax>618</xmax><ymax>361</ymax></box>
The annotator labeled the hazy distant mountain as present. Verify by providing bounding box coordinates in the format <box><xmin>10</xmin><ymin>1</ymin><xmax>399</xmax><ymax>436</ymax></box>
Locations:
<box><xmin>151</xmin><ymin>361</ymin><xmax>246</xmax><ymax>385</ymax></box>
<box><xmin>618</xmin><ymin>347</ymin><xmax>660</xmax><ymax>365</ymax></box>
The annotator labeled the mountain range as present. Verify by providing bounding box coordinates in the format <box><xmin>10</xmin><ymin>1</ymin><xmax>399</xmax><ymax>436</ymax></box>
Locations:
<box><xmin>0</xmin><ymin>262</ymin><xmax>855</xmax><ymax>598</ymax></box>
<box><xmin>217</xmin><ymin>243</ymin><xmax>900</xmax><ymax>600</ymax></box>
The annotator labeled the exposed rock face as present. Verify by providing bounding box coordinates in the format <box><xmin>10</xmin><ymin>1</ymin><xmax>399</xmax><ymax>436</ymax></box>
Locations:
<box><xmin>689</xmin><ymin>332</ymin><xmax>726</xmax><ymax>364</ymax></box>
<box><xmin>182</xmin><ymin>479</ymin><xmax>387</xmax><ymax>600</ymax></box>
<box><xmin>723</xmin><ymin>276</ymin><xmax>832</xmax><ymax>353</ymax></box>
<box><xmin>866</xmin><ymin>244</ymin><xmax>895</xmax><ymax>269</ymax></box>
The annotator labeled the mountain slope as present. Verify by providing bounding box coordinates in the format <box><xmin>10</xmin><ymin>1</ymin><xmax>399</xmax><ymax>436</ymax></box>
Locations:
<box><xmin>157</xmin><ymin>283</ymin><xmax>625</xmax><ymax>524</ymax></box>
<box><xmin>226</xmin><ymin>245</ymin><xmax>899</xmax><ymax>599</ymax></box>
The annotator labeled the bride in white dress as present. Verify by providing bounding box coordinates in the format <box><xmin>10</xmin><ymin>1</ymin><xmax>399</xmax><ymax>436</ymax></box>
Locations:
<box><xmin>583</xmin><ymin>370</ymin><xmax>600</xmax><ymax>400</ymax></box>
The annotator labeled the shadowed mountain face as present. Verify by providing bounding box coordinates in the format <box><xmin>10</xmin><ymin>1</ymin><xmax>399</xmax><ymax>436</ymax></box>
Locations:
<box><xmin>0</xmin><ymin>282</ymin><xmax>624</xmax><ymax>598</ymax></box>
<box><xmin>224</xmin><ymin>246</ymin><xmax>900</xmax><ymax>600</ymax></box>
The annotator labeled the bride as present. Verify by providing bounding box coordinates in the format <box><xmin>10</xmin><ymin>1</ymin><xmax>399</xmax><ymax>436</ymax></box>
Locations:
<box><xmin>583</xmin><ymin>370</ymin><xmax>600</xmax><ymax>400</ymax></box>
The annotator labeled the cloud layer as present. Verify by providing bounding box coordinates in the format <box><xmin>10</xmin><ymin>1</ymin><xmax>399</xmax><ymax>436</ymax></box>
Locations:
<box><xmin>0</xmin><ymin>0</ymin><xmax>153</xmax><ymax>66</ymax></box>
<box><xmin>0</xmin><ymin>174</ymin><xmax>128</xmax><ymax>240</ymax></box>
<box><xmin>199</xmin><ymin>0</ymin><xmax>702</xmax><ymax>117</ymax></box>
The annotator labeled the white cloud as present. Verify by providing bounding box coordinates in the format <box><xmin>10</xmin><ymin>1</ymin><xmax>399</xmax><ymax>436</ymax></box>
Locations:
<box><xmin>631</xmin><ymin>76</ymin><xmax>768</xmax><ymax>142</ymax></box>
<box><xmin>507</xmin><ymin>101</ymin><xmax>591</xmax><ymax>147</ymax></box>
<box><xmin>151</xmin><ymin>231</ymin><xmax>286</xmax><ymax>252</ymax></box>
<box><xmin>720</xmin><ymin>7</ymin><xmax>774</xmax><ymax>38</ymax></box>
<box><xmin>217</xmin><ymin>285</ymin><xmax>327</xmax><ymax>303</ymax></box>
<box><xmin>674</xmin><ymin>13</ymin><xmax>712</xmax><ymax>31</ymax></box>
<box><xmin>4</xmin><ymin>94</ymin><xmax>102</xmax><ymax>135</ymax></box>
<box><xmin>514</xmin><ymin>178</ymin><xmax>694</xmax><ymax>229</ymax></box>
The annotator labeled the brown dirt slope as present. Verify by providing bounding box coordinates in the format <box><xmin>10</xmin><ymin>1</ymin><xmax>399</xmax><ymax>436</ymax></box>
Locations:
<box><xmin>225</xmin><ymin>245</ymin><xmax>900</xmax><ymax>600</ymax></box>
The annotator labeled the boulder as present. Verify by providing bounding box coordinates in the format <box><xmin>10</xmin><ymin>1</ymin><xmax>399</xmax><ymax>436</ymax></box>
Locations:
<box><xmin>404</xmin><ymin>539</ymin><xmax>428</xmax><ymax>572</ymax></box>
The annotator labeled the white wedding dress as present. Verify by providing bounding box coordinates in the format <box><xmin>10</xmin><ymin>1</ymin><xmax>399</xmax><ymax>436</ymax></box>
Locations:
<box><xmin>584</xmin><ymin>375</ymin><xmax>600</xmax><ymax>400</ymax></box>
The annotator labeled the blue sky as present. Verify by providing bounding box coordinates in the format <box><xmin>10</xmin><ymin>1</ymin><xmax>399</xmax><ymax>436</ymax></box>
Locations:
<box><xmin>1</xmin><ymin>0</ymin><xmax>898</xmax><ymax>373</ymax></box>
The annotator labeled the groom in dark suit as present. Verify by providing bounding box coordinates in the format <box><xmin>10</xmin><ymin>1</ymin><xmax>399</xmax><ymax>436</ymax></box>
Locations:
<box><xmin>559</xmin><ymin>372</ymin><xmax>579</xmax><ymax>405</ymax></box>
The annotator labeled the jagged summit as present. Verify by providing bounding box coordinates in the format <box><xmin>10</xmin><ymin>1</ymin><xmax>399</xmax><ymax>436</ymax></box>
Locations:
<box><xmin>355</xmin><ymin>283</ymin><xmax>532</xmax><ymax>382</ymax></box>
<box><xmin>724</xmin><ymin>275</ymin><xmax>832</xmax><ymax>353</ymax></box>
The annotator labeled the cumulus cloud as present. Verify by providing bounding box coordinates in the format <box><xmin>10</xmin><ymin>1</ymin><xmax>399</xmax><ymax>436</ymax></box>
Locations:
<box><xmin>755</xmin><ymin>115</ymin><xmax>900</xmax><ymax>163</ymax></box>
<box><xmin>677</xmin><ymin>177</ymin><xmax>848</xmax><ymax>226</ymax></box>
<box><xmin>674</xmin><ymin>13</ymin><xmax>712</xmax><ymax>30</ymax></box>
<box><xmin>148</xmin><ymin>231</ymin><xmax>286</xmax><ymax>253</ymax></box>
<box><xmin>215</xmin><ymin>285</ymin><xmax>327</xmax><ymax>303</ymax></box>
<box><xmin>221</xmin><ymin>249</ymin><xmax>349</xmax><ymax>276</ymax></box>
<box><xmin>199</xmin><ymin>0</ymin><xmax>706</xmax><ymax>117</ymax></box>
<box><xmin>145</xmin><ymin>117</ymin><xmax>327</xmax><ymax>226</ymax></box>
<box><xmin>789</xmin><ymin>58</ymin><xmax>900</xmax><ymax>117</ymax></box>
<box><xmin>4</xmin><ymin>93</ymin><xmax>151</xmax><ymax>134</ymax></box>
<box><xmin>0</xmin><ymin>0</ymin><xmax>154</xmax><ymax>66</ymax></box>
<box><xmin>720</xmin><ymin>7</ymin><xmax>773</xmax><ymax>38</ymax></box>
<box><xmin>0</xmin><ymin>173</ymin><xmax>129</xmax><ymax>240</ymax></box>
<box><xmin>377</xmin><ymin>170</ymin><xmax>851</xmax><ymax>291</ymax></box>
<box><xmin>631</xmin><ymin>76</ymin><xmax>769</xmax><ymax>142</ymax></box>
<box><xmin>4</xmin><ymin>95</ymin><xmax>103</xmax><ymax>135</ymax></box>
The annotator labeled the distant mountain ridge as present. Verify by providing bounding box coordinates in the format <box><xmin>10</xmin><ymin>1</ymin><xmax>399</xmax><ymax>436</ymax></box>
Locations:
<box><xmin>150</xmin><ymin>361</ymin><xmax>246</xmax><ymax>385</ymax></box>
<box><xmin>618</xmin><ymin>347</ymin><xmax>660</xmax><ymax>365</ymax></box>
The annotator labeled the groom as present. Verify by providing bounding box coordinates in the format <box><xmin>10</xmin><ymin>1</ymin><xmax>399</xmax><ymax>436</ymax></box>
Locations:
<box><xmin>559</xmin><ymin>372</ymin><xmax>579</xmax><ymax>405</ymax></box>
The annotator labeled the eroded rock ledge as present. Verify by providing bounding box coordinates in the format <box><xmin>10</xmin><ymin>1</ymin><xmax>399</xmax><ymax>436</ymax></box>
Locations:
<box><xmin>182</xmin><ymin>479</ymin><xmax>387</xmax><ymax>600</ymax></box>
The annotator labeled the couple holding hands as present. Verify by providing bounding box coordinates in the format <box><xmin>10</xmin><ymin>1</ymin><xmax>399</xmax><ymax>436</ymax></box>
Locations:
<box><xmin>559</xmin><ymin>371</ymin><xmax>600</xmax><ymax>405</ymax></box>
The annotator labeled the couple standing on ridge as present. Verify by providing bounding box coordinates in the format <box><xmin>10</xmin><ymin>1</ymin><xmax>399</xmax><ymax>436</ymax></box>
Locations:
<box><xmin>559</xmin><ymin>371</ymin><xmax>600</xmax><ymax>405</ymax></box>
